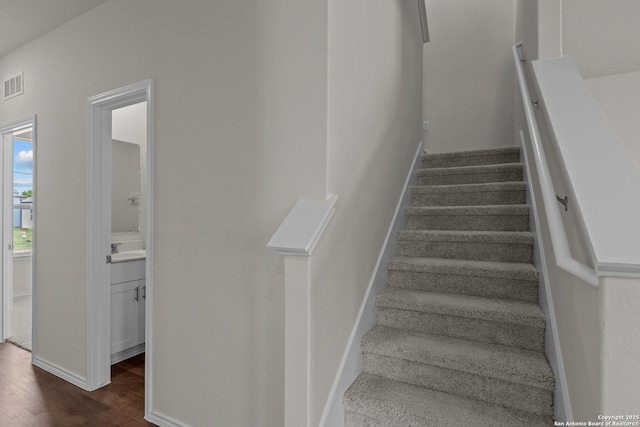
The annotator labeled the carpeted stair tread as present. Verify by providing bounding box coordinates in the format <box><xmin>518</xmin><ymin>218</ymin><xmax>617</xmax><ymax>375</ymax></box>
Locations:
<box><xmin>362</xmin><ymin>325</ymin><xmax>553</xmax><ymax>390</ymax></box>
<box><xmin>417</xmin><ymin>163</ymin><xmax>523</xmax><ymax>184</ymax></box>
<box><xmin>388</xmin><ymin>256</ymin><xmax>538</xmax><ymax>280</ymax></box>
<box><xmin>411</xmin><ymin>181</ymin><xmax>526</xmax><ymax>206</ymax></box>
<box><xmin>376</xmin><ymin>288</ymin><xmax>545</xmax><ymax>350</ymax></box>
<box><xmin>398</xmin><ymin>230</ymin><xmax>533</xmax><ymax>244</ymax></box>
<box><xmin>362</xmin><ymin>352</ymin><xmax>553</xmax><ymax>416</ymax></box>
<box><xmin>422</xmin><ymin>147</ymin><xmax>521</xmax><ymax>168</ymax></box>
<box><xmin>376</xmin><ymin>287</ymin><xmax>545</xmax><ymax>328</ymax></box>
<box><xmin>344</xmin><ymin>373</ymin><xmax>550</xmax><ymax>427</ymax></box>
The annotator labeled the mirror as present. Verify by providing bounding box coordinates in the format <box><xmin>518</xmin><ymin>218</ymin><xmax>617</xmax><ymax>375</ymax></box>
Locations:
<box><xmin>111</xmin><ymin>101</ymin><xmax>147</xmax><ymax>246</ymax></box>
<box><xmin>111</xmin><ymin>139</ymin><xmax>140</xmax><ymax>233</ymax></box>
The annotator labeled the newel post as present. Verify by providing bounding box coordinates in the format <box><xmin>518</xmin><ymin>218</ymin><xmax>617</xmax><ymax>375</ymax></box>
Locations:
<box><xmin>267</xmin><ymin>195</ymin><xmax>338</xmax><ymax>427</ymax></box>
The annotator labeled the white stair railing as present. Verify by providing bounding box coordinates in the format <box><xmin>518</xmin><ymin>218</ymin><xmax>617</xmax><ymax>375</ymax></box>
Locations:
<box><xmin>512</xmin><ymin>42</ymin><xmax>599</xmax><ymax>287</ymax></box>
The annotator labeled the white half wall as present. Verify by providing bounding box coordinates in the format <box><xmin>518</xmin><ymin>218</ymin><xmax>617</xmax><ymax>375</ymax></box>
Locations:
<box><xmin>519</xmin><ymin>122</ymin><xmax>601</xmax><ymax>421</ymax></box>
<box><xmin>599</xmin><ymin>276</ymin><xmax>640</xmax><ymax>414</ymax></box>
<box><xmin>518</xmin><ymin>51</ymin><xmax>640</xmax><ymax>421</ymax></box>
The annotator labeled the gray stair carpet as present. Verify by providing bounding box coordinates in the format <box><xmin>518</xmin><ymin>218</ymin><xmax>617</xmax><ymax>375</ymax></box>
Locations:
<box><xmin>343</xmin><ymin>146</ymin><xmax>554</xmax><ymax>426</ymax></box>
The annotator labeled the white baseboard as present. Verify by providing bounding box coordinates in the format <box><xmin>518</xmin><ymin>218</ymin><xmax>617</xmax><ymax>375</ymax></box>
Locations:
<box><xmin>147</xmin><ymin>410</ymin><xmax>192</xmax><ymax>427</ymax></box>
<box><xmin>32</xmin><ymin>355</ymin><xmax>89</xmax><ymax>390</ymax></box>
<box><xmin>520</xmin><ymin>132</ymin><xmax>573</xmax><ymax>421</ymax></box>
<box><xmin>320</xmin><ymin>142</ymin><xmax>423</xmax><ymax>427</ymax></box>
<box><xmin>111</xmin><ymin>343</ymin><xmax>145</xmax><ymax>365</ymax></box>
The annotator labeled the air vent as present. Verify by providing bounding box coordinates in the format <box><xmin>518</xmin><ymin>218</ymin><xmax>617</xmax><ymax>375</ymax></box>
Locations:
<box><xmin>4</xmin><ymin>72</ymin><xmax>24</xmax><ymax>101</ymax></box>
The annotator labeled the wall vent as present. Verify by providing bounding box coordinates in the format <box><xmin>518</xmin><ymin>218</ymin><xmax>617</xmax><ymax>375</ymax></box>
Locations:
<box><xmin>4</xmin><ymin>72</ymin><xmax>24</xmax><ymax>101</ymax></box>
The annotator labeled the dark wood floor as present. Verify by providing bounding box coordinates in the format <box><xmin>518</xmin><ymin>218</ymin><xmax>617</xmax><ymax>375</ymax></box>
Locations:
<box><xmin>0</xmin><ymin>342</ymin><xmax>157</xmax><ymax>426</ymax></box>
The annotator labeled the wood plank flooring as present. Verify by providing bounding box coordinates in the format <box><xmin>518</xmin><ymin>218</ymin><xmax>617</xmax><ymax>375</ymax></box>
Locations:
<box><xmin>0</xmin><ymin>342</ymin><xmax>156</xmax><ymax>426</ymax></box>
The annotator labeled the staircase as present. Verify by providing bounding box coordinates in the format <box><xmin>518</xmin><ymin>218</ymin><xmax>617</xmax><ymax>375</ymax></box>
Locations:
<box><xmin>343</xmin><ymin>147</ymin><xmax>554</xmax><ymax>426</ymax></box>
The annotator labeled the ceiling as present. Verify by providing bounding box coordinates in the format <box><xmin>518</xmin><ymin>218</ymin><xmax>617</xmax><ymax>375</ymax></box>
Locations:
<box><xmin>0</xmin><ymin>0</ymin><xmax>107</xmax><ymax>57</ymax></box>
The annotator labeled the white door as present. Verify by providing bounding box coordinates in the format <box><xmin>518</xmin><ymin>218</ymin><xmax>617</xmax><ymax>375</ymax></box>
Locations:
<box><xmin>0</xmin><ymin>131</ymin><xmax>13</xmax><ymax>340</ymax></box>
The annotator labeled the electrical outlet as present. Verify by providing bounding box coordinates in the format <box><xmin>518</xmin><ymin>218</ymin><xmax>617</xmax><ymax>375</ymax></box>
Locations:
<box><xmin>422</xmin><ymin>121</ymin><xmax>430</xmax><ymax>131</ymax></box>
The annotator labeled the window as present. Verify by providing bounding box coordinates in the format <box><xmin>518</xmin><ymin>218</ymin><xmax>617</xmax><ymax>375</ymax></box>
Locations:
<box><xmin>12</xmin><ymin>131</ymin><xmax>33</xmax><ymax>253</ymax></box>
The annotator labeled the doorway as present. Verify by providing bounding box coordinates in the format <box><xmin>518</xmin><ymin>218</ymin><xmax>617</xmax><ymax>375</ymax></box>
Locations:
<box><xmin>86</xmin><ymin>80</ymin><xmax>153</xmax><ymax>420</ymax></box>
<box><xmin>110</xmin><ymin>102</ymin><xmax>147</xmax><ymax>365</ymax></box>
<box><xmin>0</xmin><ymin>117</ymin><xmax>36</xmax><ymax>353</ymax></box>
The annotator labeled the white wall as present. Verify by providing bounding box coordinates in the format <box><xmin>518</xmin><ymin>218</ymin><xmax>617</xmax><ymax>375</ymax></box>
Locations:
<box><xmin>586</xmin><ymin>71</ymin><xmax>640</xmax><ymax>173</ymax></box>
<box><xmin>515</xmin><ymin>0</ymin><xmax>538</xmax><ymax>59</ymax></box>
<box><xmin>0</xmin><ymin>0</ymin><xmax>329</xmax><ymax>425</ymax></box>
<box><xmin>311</xmin><ymin>0</ymin><xmax>423</xmax><ymax>424</ymax></box>
<box><xmin>562</xmin><ymin>0</ymin><xmax>640</xmax><ymax>79</ymax></box>
<box><xmin>515</xmin><ymin>0</ymin><xmax>561</xmax><ymax>62</ymax></box>
<box><xmin>422</xmin><ymin>0</ymin><xmax>517</xmax><ymax>153</ymax></box>
<box><xmin>514</xmin><ymin>0</ymin><xmax>538</xmax><ymax>143</ymax></box>
<box><xmin>533</xmin><ymin>1</ymin><xmax>640</xmax><ymax>78</ymax></box>
<box><xmin>537</xmin><ymin>0</ymin><xmax>561</xmax><ymax>61</ymax></box>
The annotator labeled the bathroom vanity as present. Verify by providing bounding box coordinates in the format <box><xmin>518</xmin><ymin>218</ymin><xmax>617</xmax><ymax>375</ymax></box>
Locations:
<box><xmin>110</xmin><ymin>255</ymin><xmax>146</xmax><ymax>364</ymax></box>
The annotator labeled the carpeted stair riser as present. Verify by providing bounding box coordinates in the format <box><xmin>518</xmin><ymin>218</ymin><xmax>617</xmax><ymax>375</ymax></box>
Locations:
<box><xmin>405</xmin><ymin>208</ymin><xmax>529</xmax><ymax>231</ymax></box>
<box><xmin>388</xmin><ymin>257</ymin><xmax>539</xmax><ymax>303</ymax></box>
<box><xmin>388</xmin><ymin>269</ymin><xmax>538</xmax><ymax>302</ymax></box>
<box><xmin>411</xmin><ymin>182</ymin><xmax>526</xmax><ymax>206</ymax></box>
<box><xmin>345</xmin><ymin>412</ymin><xmax>385</xmax><ymax>427</ymax></box>
<box><xmin>344</xmin><ymin>374</ymin><xmax>551</xmax><ymax>427</ymax></box>
<box><xmin>422</xmin><ymin>147</ymin><xmax>521</xmax><ymax>168</ymax></box>
<box><xmin>362</xmin><ymin>353</ymin><xmax>553</xmax><ymax>416</ymax></box>
<box><xmin>397</xmin><ymin>231</ymin><xmax>533</xmax><ymax>263</ymax></box>
<box><xmin>376</xmin><ymin>307</ymin><xmax>544</xmax><ymax>351</ymax></box>
<box><xmin>417</xmin><ymin>164</ymin><xmax>523</xmax><ymax>186</ymax></box>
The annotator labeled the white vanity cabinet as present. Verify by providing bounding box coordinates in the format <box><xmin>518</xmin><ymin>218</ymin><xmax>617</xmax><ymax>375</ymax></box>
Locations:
<box><xmin>111</xmin><ymin>259</ymin><xmax>146</xmax><ymax>364</ymax></box>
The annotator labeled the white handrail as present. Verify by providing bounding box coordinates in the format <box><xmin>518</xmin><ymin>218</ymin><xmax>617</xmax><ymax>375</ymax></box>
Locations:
<box><xmin>512</xmin><ymin>42</ymin><xmax>599</xmax><ymax>287</ymax></box>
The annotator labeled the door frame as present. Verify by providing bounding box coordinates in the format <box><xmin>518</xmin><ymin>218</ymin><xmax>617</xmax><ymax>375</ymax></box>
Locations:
<box><xmin>0</xmin><ymin>116</ymin><xmax>36</xmax><ymax>349</ymax></box>
<box><xmin>86</xmin><ymin>80</ymin><xmax>154</xmax><ymax>416</ymax></box>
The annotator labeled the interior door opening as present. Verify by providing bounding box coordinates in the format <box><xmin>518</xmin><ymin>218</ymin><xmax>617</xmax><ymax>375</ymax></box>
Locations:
<box><xmin>110</xmin><ymin>102</ymin><xmax>147</xmax><ymax>365</ymax></box>
<box><xmin>87</xmin><ymin>79</ymin><xmax>153</xmax><ymax>420</ymax></box>
<box><xmin>0</xmin><ymin>117</ymin><xmax>36</xmax><ymax>355</ymax></box>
